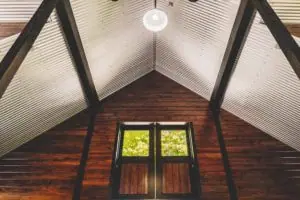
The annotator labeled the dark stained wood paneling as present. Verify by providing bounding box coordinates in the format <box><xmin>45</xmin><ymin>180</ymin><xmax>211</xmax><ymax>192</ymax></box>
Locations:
<box><xmin>81</xmin><ymin>72</ymin><xmax>300</xmax><ymax>200</ymax></box>
<box><xmin>80</xmin><ymin>72</ymin><xmax>226</xmax><ymax>200</ymax></box>
<box><xmin>220</xmin><ymin>110</ymin><xmax>300</xmax><ymax>200</ymax></box>
<box><xmin>119</xmin><ymin>164</ymin><xmax>148</xmax><ymax>195</ymax></box>
<box><xmin>286</xmin><ymin>24</ymin><xmax>300</xmax><ymax>37</ymax></box>
<box><xmin>162</xmin><ymin>163</ymin><xmax>191</xmax><ymax>194</ymax></box>
<box><xmin>1</xmin><ymin>71</ymin><xmax>300</xmax><ymax>200</ymax></box>
<box><xmin>0</xmin><ymin>111</ymin><xmax>89</xmax><ymax>200</ymax></box>
<box><xmin>0</xmin><ymin>23</ymin><xmax>25</xmax><ymax>38</ymax></box>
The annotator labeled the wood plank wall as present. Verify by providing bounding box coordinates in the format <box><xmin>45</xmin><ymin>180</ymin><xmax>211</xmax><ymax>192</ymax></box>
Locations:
<box><xmin>286</xmin><ymin>24</ymin><xmax>300</xmax><ymax>37</ymax></box>
<box><xmin>221</xmin><ymin>110</ymin><xmax>300</xmax><ymax>199</ymax></box>
<box><xmin>0</xmin><ymin>71</ymin><xmax>300</xmax><ymax>200</ymax></box>
<box><xmin>0</xmin><ymin>111</ymin><xmax>89</xmax><ymax>200</ymax></box>
<box><xmin>0</xmin><ymin>23</ymin><xmax>25</xmax><ymax>39</ymax></box>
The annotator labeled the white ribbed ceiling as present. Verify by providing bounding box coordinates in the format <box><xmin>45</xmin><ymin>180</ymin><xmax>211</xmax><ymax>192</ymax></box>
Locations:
<box><xmin>1</xmin><ymin>0</ymin><xmax>300</xmax><ymax>156</ymax></box>
<box><xmin>70</xmin><ymin>0</ymin><xmax>154</xmax><ymax>100</ymax></box>
<box><xmin>269</xmin><ymin>0</ymin><xmax>300</xmax><ymax>24</ymax></box>
<box><xmin>0</xmin><ymin>0</ymin><xmax>41</xmax><ymax>22</ymax></box>
<box><xmin>156</xmin><ymin>0</ymin><xmax>239</xmax><ymax>99</ymax></box>
<box><xmin>0</xmin><ymin>0</ymin><xmax>155</xmax><ymax>157</ymax></box>
<box><xmin>0</xmin><ymin>10</ymin><xmax>87</xmax><ymax>157</ymax></box>
<box><xmin>223</xmin><ymin>13</ymin><xmax>300</xmax><ymax>151</ymax></box>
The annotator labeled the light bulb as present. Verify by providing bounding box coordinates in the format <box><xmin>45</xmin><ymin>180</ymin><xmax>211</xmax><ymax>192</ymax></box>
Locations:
<box><xmin>143</xmin><ymin>9</ymin><xmax>168</xmax><ymax>32</ymax></box>
<box><xmin>152</xmin><ymin>14</ymin><xmax>159</xmax><ymax>21</ymax></box>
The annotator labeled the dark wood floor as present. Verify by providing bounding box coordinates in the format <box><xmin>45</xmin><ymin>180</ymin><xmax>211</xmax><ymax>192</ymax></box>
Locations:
<box><xmin>1</xmin><ymin>71</ymin><xmax>300</xmax><ymax>200</ymax></box>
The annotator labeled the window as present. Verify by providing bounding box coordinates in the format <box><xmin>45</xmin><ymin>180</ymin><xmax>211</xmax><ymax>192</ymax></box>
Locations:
<box><xmin>122</xmin><ymin>130</ymin><xmax>149</xmax><ymax>157</ymax></box>
<box><xmin>110</xmin><ymin>122</ymin><xmax>201</xmax><ymax>199</ymax></box>
<box><xmin>161</xmin><ymin>130</ymin><xmax>188</xmax><ymax>157</ymax></box>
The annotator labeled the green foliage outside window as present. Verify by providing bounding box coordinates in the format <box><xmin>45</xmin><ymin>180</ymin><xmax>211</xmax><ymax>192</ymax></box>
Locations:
<box><xmin>121</xmin><ymin>130</ymin><xmax>188</xmax><ymax>157</ymax></box>
<box><xmin>122</xmin><ymin>130</ymin><xmax>149</xmax><ymax>157</ymax></box>
<box><xmin>161</xmin><ymin>130</ymin><xmax>188</xmax><ymax>156</ymax></box>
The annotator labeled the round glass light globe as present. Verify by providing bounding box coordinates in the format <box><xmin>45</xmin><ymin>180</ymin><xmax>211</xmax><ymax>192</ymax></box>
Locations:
<box><xmin>143</xmin><ymin>9</ymin><xmax>168</xmax><ymax>32</ymax></box>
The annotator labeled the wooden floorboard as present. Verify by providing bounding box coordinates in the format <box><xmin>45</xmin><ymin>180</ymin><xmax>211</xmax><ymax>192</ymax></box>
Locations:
<box><xmin>0</xmin><ymin>71</ymin><xmax>300</xmax><ymax>199</ymax></box>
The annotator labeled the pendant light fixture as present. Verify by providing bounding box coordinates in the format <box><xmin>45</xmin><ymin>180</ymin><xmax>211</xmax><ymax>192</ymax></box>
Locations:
<box><xmin>143</xmin><ymin>0</ymin><xmax>168</xmax><ymax>32</ymax></box>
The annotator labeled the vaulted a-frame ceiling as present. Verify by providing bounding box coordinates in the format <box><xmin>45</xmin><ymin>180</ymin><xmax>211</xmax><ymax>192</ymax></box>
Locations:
<box><xmin>71</xmin><ymin>0</ymin><xmax>155</xmax><ymax>99</ymax></box>
<box><xmin>0</xmin><ymin>0</ymin><xmax>299</xmax><ymax>157</ymax></box>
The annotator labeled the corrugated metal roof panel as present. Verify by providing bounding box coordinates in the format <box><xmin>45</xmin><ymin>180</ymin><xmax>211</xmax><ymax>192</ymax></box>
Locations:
<box><xmin>269</xmin><ymin>0</ymin><xmax>300</xmax><ymax>24</ymax></box>
<box><xmin>0</xmin><ymin>0</ymin><xmax>41</xmax><ymax>22</ymax></box>
<box><xmin>156</xmin><ymin>0</ymin><xmax>239</xmax><ymax>99</ymax></box>
<box><xmin>223</xmin><ymin>13</ymin><xmax>300</xmax><ymax>151</ymax></box>
<box><xmin>70</xmin><ymin>0</ymin><xmax>154</xmax><ymax>101</ymax></box>
<box><xmin>0</xmin><ymin>0</ymin><xmax>155</xmax><ymax>156</ymax></box>
<box><xmin>0</xmin><ymin>10</ymin><xmax>87</xmax><ymax>157</ymax></box>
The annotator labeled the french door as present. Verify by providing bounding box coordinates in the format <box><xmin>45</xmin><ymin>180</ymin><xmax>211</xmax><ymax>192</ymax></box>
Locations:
<box><xmin>110</xmin><ymin>122</ymin><xmax>201</xmax><ymax>199</ymax></box>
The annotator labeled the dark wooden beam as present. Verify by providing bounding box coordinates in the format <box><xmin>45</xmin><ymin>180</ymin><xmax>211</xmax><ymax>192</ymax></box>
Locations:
<box><xmin>188</xmin><ymin>122</ymin><xmax>202</xmax><ymax>199</ymax></box>
<box><xmin>72</xmin><ymin>110</ymin><xmax>96</xmax><ymax>200</ymax></box>
<box><xmin>56</xmin><ymin>0</ymin><xmax>99</xmax><ymax>108</ymax></box>
<box><xmin>0</xmin><ymin>0</ymin><xmax>59</xmax><ymax>99</ymax></box>
<box><xmin>56</xmin><ymin>2</ymin><xmax>100</xmax><ymax>199</ymax></box>
<box><xmin>210</xmin><ymin>0</ymin><xmax>256</xmax><ymax>111</ymax></box>
<box><xmin>211</xmin><ymin>110</ymin><xmax>238</xmax><ymax>200</ymax></box>
<box><xmin>251</xmin><ymin>0</ymin><xmax>300</xmax><ymax>80</ymax></box>
<box><xmin>109</xmin><ymin>122</ymin><xmax>122</xmax><ymax>199</ymax></box>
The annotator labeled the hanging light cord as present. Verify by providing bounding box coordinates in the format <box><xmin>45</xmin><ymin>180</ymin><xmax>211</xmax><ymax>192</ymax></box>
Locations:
<box><xmin>153</xmin><ymin>0</ymin><xmax>157</xmax><ymax>70</ymax></box>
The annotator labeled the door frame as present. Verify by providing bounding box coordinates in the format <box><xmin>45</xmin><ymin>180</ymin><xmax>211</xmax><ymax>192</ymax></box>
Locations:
<box><xmin>155</xmin><ymin>123</ymin><xmax>201</xmax><ymax>199</ymax></box>
<box><xmin>110</xmin><ymin>122</ymin><xmax>201</xmax><ymax>199</ymax></box>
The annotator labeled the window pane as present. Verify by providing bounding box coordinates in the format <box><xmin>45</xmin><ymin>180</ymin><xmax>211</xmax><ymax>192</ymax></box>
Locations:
<box><xmin>161</xmin><ymin>130</ymin><xmax>188</xmax><ymax>156</ymax></box>
<box><xmin>122</xmin><ymin>130</ymin><xmax>149</xmax><ymax>157</ymax></box>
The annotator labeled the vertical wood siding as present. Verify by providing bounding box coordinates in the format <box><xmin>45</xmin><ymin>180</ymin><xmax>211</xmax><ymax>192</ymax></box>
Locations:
<box><xmin>162</xmin><ymin>163</ymin><xmax>191</xmax><ymax>194</ymax></box>
<box><xmin>119</xmin><ymin>164</ymin><xmax>148</xmax><ymax>195</ymax></box>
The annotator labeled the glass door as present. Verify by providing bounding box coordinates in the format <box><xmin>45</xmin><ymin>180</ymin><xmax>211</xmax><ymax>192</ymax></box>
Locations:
<box><xmin>111</xmin><ymin>124</ymin><xmax>155</xmax><ymax>199</ymax></box>
<box><xmin>156</xmin><ymin>123</ymin><xmax>200</xmax><ymax>199</ymax></box>
<box><xmin>110</xmin><ymin>122</ymin><xmax>200</xmax><ymax>199</ymax></box>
